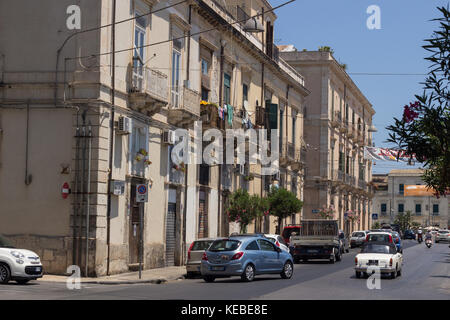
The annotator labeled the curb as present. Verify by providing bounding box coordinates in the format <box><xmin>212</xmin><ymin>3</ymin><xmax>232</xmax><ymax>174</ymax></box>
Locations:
<box><xmin>39</xmin><ymin>275</ymin><xmax>186</xmax><ymax>285</ymax></box>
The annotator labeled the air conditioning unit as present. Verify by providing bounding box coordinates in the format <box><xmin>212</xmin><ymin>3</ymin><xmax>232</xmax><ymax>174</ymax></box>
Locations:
<box><xmin>116</xmin><ymin>116</ymin><xmax>131</xmax><ymax>135</ymax></box>
<box><xmin>162</xmin><ymin>130</ymin><xmax>176</xmax><ymax>145</ymax></box>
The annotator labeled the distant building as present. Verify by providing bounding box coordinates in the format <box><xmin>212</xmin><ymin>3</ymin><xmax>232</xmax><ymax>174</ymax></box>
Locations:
<box><xmin>371</xmin><ymin>169</ymin><xmax>449</xmax><ymax>229</ymax></box>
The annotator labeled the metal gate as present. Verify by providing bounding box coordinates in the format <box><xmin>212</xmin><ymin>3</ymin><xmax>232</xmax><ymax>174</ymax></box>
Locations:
<box><xmin>165</xmin><ymin>202</ymin><xmax>177</xmax><ymax>267</ymax></box>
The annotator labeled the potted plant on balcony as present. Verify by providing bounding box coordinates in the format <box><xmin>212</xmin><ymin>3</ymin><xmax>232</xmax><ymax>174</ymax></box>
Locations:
<box><xmin>318</xmin><ymin>205</ymin><xmax>335</xmax><ymax>219</ymax></box>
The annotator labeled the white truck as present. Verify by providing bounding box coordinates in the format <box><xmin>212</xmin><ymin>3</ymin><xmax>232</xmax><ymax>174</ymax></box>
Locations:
<box><xmin>290</xmin><ymin>220</ymin><xmax>342</xmax><ymax>263</ymax></box>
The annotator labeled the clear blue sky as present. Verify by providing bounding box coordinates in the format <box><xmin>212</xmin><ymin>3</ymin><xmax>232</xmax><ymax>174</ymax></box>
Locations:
<box><xmin>271</xmin><ymin>0</ymin><xmax>448</xmax><ymax>173</ymax></box>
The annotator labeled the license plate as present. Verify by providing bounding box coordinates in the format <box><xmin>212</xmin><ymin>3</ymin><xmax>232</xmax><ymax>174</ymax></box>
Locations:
<box><xmin>308</xmin><ymin>249</ymin><xmax>318</xmax><ymax>253</ymax></box>
<box><xmin>368</xmin><ymin>260</ymin><xmax>378</xmax><ymax>266</ymax></box>
<box><xmin>35</xmin><ymin>267</ymin><xmax>41</xmax><ymax>272</ymax></box>
<box><xmin>211</xmin><ymin>266</ymin><xmax>225</xmax><ymax>271</ymax></box>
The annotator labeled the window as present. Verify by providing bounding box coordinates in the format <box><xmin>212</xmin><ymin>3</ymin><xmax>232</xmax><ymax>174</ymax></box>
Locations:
<box><xmin>399</xmin><ymin>184</ymin><xmax>404</xmax><ymax>195</ymax></box>
<box><xmin>257</xmin><ymin>239</ymin><xmax>276</xmax><ymax>251</ymax></box>
<box><xmin>209</xmin><ymin>240</ymin><xmax>241</xmax><ymax>252</ymax></box>
<box><xmin>279</xmin><ymin>107</ymin><xmax>284</xmax><ymax>153</ymax></box>
<box><xmin>432</xmin><ymin>204</ymin><xmax>439</xmax><ymax>215</ymax></box>
<box><xmin>131</xmin><ymin>124</ymin><xmax>147</xmax><ymax>176</ymax></box>
<box><xmin>201</xmin><ymin>87</ymin><xmax>209</xmax><ymax>101</ymax></box>
<box><xmin>201</xmin><ymin>59</ymin><xmax>208</xmax><ymax>75</ymax></box>
<box><xmin>381</xmin><ymin>203</ymin><xmax>387</xmax><ymax>214</ymax></box>
<box><xmin>224</xmin><ymin>73</ymin><xmax>231</xmax><ymax>105</ymax></box>
<box><xmin>415</xmin><ymin>204</ymin><xmax>422</xmax><ymax>215</ymax></box>
<box><xmin>245</xmin><ymin>241</ymin><xmax>259</xmax><ymax>251</ymax></box>
<box><xmin>133</xmin><ymin>13</ymin><xmax>146</xmax><ymax>90</ymax></box>
<box><xmin>398</xmin><ymin>203</ymin><xmax>404</xmax><ymax>213</ymax></box>
<box><xmin>242</xmin><ymin>84</ymin><xmax>248</xmax><ymax>105</ymax></box>
<box><xmin>199</xmin><ymin>164</ymin><xmax>210</xmax><ymax>186</ymax></box>
<box><xmin>339</xmin><ymin>152</ymin><xmax>344</xmax><ymax>172</ymax></box>
<box><xmin>292</xmin><ymin>111</ymin><xmax>296</xmax><ymax>145</ymax></box>
<box><xmin>171</xmin><ymin>49</ymin><xmax>181</xmax><ymax>107</ymax></box>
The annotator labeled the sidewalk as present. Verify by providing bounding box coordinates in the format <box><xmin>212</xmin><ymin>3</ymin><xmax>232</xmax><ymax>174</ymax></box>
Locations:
<box><xmin>38</xmin><ymin>266</ymin><xmax>187</xmax><ymax>285</ymax></box>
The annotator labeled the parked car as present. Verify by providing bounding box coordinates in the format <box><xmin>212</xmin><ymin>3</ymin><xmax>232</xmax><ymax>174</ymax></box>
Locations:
<box><xmin>354</xmin><ymin>242</ymin><xmax>403</xmax><ymax>279</ymax></box>
<box><xmin>0</xmin><ymin>234</ymin><xmax>43</xmax><ymax>284</ymax></box>
<box><xmin>350</xmin><ymin>231</ymin><xmax>368</xmax><ymax>248</ymax></box>
<box><xmin>435</xmin><ymin>230</ymin><xmax>450</xmax><ymax>243</ymax></box>
<box><xmin>391</xmin><ymin>231</ymin><xmax>403</xmax><ymax>253</ymax></box>
<box><xmin>200</xmin><ymin>236</ymin><xmax>294</xmax><ymax>282</ymax></box>
<box><xmin>403</xmin><ymin>229</ymin><xmax>416</xmax><ymax>240</ymax></box>
<box><xmin>339</xmin><ymin>230</ymin><xmax>350</xmax><ymax>253</ymax></box>
<box><xmin>186</xmin><ymin>238</ymin><xmax>219</xmax><ymax>278</ymax></box>
<box><xmin>281</xmin><ymin>225</ymin><xmax>301</xmax><ymax>246</ymax></box>
<box><xmin>264</xmin><ymin>234</ymin><xmax>290</xmax><ymax>253</ymax></box>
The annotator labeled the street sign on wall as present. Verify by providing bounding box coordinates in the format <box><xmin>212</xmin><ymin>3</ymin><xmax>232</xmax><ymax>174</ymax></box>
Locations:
<box><xmin>372</xmin><ymin>213</ymin><xmax>378</xmax><ymax>220</ymax></box>
<box><xmin>136</xmin><ymin>184</ymin><xmax>148</xmax><ymax>203</ymax></box>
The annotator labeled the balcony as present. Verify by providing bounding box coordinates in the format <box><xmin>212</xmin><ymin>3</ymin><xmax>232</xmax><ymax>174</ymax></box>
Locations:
<box><xmin>129</xmin><ymin>66</ymin><xmax>168</xmax><ymax>115</ymax></box>
<box><xmin>290</xmin><ymin>147</ymin><xmax>303</xmax><ymax>171</ymax></box>
<box><xmin>168</xmin><ymin>86</ymin><xmax>201</xmax><ymax>127</ymax></box>
<box><xmin>331</xmin><ymin>111</ymin><xmax>341</xmax><ymax>128</ymax></box>
<box><xmin>200</xmin><ymin>102</ymin><xmax>220</xmax><ymax>130</ymax></box>
<box><xmin>331</xmin><ymin>169</ymin><xmax>344</xmax><ymax>183</ymax></box>
<box><xmin>347</xmin><ymin>125</ymin><xmax>355</xmax><ymax>139</ymax></box>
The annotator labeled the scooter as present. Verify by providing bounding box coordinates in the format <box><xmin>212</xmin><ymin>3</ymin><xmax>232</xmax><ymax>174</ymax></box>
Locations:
<box><xmin>425</xmin><ymin>239</ymin><xmax>432</xmax><ymax>248</ymax></box>
<box><xmin>417</xmin><ymin>234</ymin><xmax>423</xmax><ymax>243</ymax></box>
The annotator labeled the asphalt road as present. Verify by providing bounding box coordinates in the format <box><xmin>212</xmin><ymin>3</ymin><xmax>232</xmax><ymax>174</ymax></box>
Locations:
<box><xmin>0</xmin><ymin>240</ymin><xmax>448</xmax><ymax>300</ymax></box>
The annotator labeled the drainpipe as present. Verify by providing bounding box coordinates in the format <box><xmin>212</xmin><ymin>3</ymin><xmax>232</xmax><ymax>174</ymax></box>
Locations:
<box><xmin>218</xmin><ymin>42</ymin><xmax>224</xmax><ymax>236</ymax></box>
<box><xmin>85</xmin><ymin>124</ymin><xmax>92</xmax><ymax>276</ymax></box>
<box><xmin>24</xmin><ymin>100</ymin><xmax>32</xmax><ymax>185</ymax></box>
<box><xmin>181</xmin><ymin>4</ymin><xmax>192</xmax><ymax>263</ymax></box>
<box><xmin>106</xmin><ymin>0</ymin><xmax>116</xmax><ymax>276</ymax></box>
<box><xmin>72</xmin><ymin>109</ymin><xmax>81</xmax><ymax>266</ymax></box>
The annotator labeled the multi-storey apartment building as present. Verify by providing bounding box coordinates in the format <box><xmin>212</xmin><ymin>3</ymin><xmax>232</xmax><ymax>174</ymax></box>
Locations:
<box><xmin>280</xmin><ymin>49</ymin><xmax>375</xmax><ymax>234</ymax></box>
<box><xmin>0</xmin><ymin>0</ymin><xmax>308</xmax><ymax>276</ymax></box>
<box><xmin>372</xmin><ymin>170</ymin><xmax>449</xmax><ymax>229</ymax></box>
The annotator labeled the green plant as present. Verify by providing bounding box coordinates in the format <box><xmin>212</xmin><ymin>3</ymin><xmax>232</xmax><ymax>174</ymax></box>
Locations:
<box><xmin>225</xmin><ymin>189</ymin><xmax>268</xmax><ymax>233</ymax></box>
<box><xmin>386</xmin><ymin>6</ymin><xmax>450</xmax><ymax>196</ymax></box>
<box><xmin>318</xmin><ymin>205</ymin><xmax>335</xmax><ymax>219</ymax></box>
<box><xmin>268</xmin><ymin>188</ymin><xmax>303</xmax><ymax>234</ymax></box>
<box><xmin>318</xmin><ymin>46</ymin><xmax>334</xmax><ymax>54</ymax></box>
<box><xmin>371</xmin><ymin>221</ymin><xmax>381</xmax><ymax>229</ymax></box>
<box><xmin>394</xmin><ymin>211</ymin><xmax>412</xmax><ymax>233</ymax></box>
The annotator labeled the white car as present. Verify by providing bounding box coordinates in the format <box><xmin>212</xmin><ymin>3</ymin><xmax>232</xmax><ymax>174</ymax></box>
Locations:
<box><xmin>264</xmin><ymin>234</ymin><xmax>290</xmax><ymax>253</ymax></box>
<box><xmin>435</xmin><ymin>230</ymin><xmax>450</xmax><ymax>243</ymax></box>
<box><xmin>0</xmin><ymin>234</ymin><xmax>43</xmax><ymax>284</ymax></box>
<box><xmin>354</xmin><ymin>242</ymin><xmax>403</xmax><ymax>279</ymax></box>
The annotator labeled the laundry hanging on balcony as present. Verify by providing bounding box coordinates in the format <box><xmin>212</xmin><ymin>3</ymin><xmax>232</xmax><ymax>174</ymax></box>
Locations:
<box><xmin>363</xmin><ymin>147</ymin><xmax>417</xmax><ymax>163</ymax></box>
<box><xmin>226</xmin><ymin>104</ymin><xmax>233</xmax><ymax>126</ymax></box>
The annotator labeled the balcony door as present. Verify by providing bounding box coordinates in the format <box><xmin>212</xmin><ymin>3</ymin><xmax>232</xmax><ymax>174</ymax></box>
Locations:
<box><xmin>133</xmin><ymin>14</ymin><xmax>146</xmax><ymax>91</ymax></box>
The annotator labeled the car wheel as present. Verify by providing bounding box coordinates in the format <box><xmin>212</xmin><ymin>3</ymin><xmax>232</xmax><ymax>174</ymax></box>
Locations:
<box><xmin>0</xmin><ymin>264</ymin><xmax>11</xmax><ymax>284</ymax></box>
<box><xmin>397</xmin><ymin>268</ymin><xmax>402</xmax><ymax>277</ymax></box>
<box><xmin>16</xmin><ymin>279</ymin><xmax>30</xmax><ymax>285</ymax></box>
<box><xmin>355</xmin><ymin>271</ymin><xmax>361</xmax><ymax>279</ymax></box>
<box><xmin>280</xmin><ymin>261</ymin><xmax>293</xmax><ymax>279</ymax></box>
<box><xmin>363</xmin><ymin>272</ymin><xmax>369</xmax><ymax>278</ymax></box>
<box><xmin>391</xmin><ymin>268</ymin><xmax>397</xmax><ymax>279</ymax></box>
<box><xmin>186</xmin><ymin>272</ymin><xmax>195</xmax><ymax>279</ymax></box>
<box><xmin>346</xmin><ymin>248</ymin><xmax>349</xmax><ymax>253</ymax></box>
<box><xmin>336</xmin><ymin>250</ymin><xmax>342</xmax><ymax>262</ymax></box>
<box><xmin>203</xmin><ymin>276</ymin><xmax>215</xmax><ymax>283</ymax></box>
<box><xmin>241</xmin><ymin>264</ymin><xmax>255</xmax><ymax>282</ymax></box>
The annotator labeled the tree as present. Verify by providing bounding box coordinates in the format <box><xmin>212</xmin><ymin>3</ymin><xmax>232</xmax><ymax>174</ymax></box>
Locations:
<box><xmin>268</xmin><ymin>188</ymin><xmax>303</xmax><ymax>234</ymax></box>
<box><xmin>394</xmin><ymin>210</ymin><xmax>412</xmax><ymax>233</ymax></box>
<box><xmin>225</xmin><ymin>189</ymin><xmax>268</xmax><ymax>234</ymax></box>
<box><xmin>386</xmin><ymin>6</ymin><xmax>450</xmax><ymax>196</ymax></box>
<box><xmin>372</xmin><ymin>221</ymin><xmax>381</xmax><ymax>229</ymax></box>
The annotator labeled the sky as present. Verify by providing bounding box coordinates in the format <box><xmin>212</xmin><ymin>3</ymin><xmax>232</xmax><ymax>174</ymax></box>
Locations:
<box><xmin>269</xmin><ymin>0</ymin><xmax>448</xmax><ymax>174</ymax></box>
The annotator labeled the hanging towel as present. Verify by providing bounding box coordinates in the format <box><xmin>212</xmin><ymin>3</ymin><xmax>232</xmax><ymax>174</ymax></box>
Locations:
<box><xmin>227</xmin><ymin>104</ymin><xmax>233</xmax><ymax>126</ymax></box>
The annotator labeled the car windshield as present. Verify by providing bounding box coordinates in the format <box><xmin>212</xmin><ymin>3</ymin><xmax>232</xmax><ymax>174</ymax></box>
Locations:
<box><xmin>352</xmin><ymin>232</ymin><xmax>365</xmax><ymax>237</ymax></box>
<box><xmin>0</xmin><ymin>234</ymin><xmax>14</xmax><ymax>248</ymax></box>
<box><xmin>367</xmin><ymin>234</ymin><xmax>390</xmax><ymax>242</ymax></box>
<box><xmin>209</xmin><ymin>240</ymin><xmax>241</xmax><ymax>252</ymax></box>
<box><xmin>282</xmin><ymin>227</ymin><xmax>300</xmax><ymax>239</ymax></box>
<box><xmin>361</xmin><ymin>244</ymin><xmax>395</xmax><ymax>254</ymax></box>
<box><xmin>192</xmin><ymin>240</ymin><xmax>214</xmax><ymax>251</ymax></box>
<box><xmin>438</xmin><ymin>230</ymin><xmax>449</xmax><ymax>234</ymax></box>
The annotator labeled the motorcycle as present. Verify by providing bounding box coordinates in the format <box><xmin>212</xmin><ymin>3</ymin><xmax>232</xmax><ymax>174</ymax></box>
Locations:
<box><xmin>425</xmin><ymin>239</ymin><xmax>432</xmax><ymax>248</ymax></box>
<box><xmin>417</xmin><ymin>234</ymin><xmax>423</xmax><ymax>243</ymax></box>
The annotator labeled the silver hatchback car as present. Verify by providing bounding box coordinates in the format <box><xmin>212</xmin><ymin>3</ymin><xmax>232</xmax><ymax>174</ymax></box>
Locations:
<box><xmin>200</xmin><ymin>236</ymin><xmax>294</xmax><ymax>282</ymax></box>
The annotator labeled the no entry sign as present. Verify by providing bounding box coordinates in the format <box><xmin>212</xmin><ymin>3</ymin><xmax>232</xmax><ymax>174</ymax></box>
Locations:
<box><xmin>136</xmin><ymin>184</ymin><xmax>148</xmax><ymax>203</ymax></box>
